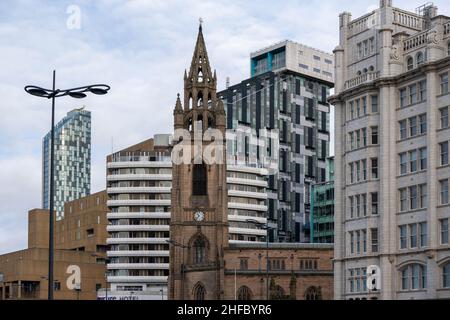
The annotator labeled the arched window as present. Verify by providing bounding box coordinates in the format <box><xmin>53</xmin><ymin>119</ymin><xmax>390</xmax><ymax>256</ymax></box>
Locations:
<box><xmin>369</xmin><ymin>65</ymin><xmax>374</xmax><ymax>72</ymax></box>
<box><xmin>270</xmin><ymin>285</ymin><xmax>286</xmax><ymax>300</ymax></box>
<box><xmin>407</xmin><ymin>57</ymin><xmax>414</xmax><ymax>71</ymax></box>
<box><xmin>193</xmin><ymin>237</ymin><xmax>206</xmax><ymax>264</ymax></box>
<box><xmin>443</xmin><ymin>262</ymin><xmax>450</xmax><ymax>288</ymax></box>
<box><xmin>193</xmin><ymin>282</ymin><xmax>206</xmax><ymax>300</ymax></box>
<box><xmin>417</xmin><ymin>52</ymin><xmax>424</xmax><ymax>66</ymax></box>
<box><xmin>363</xmin><ymin>68</ymin><xmax>368</xmax><ymax>74</ymax></box>
<box><xmin>305</xmin><ymin>286</ymin><xmax>322</xmax><ymax>300</ymax></box>
<box><xmin>400</xmin><ymin>263</ymin><xmax>427</xmax><ymax>290</ymax></box>
<box><xmin>193</xmin><ymin>163</ymin><xmax>207</xmax><ymax>195</ymax></box>
<box><xmin>237</xmin><ymin>286</ymin><xmax>253</xmax><ymax>300</ymax></box>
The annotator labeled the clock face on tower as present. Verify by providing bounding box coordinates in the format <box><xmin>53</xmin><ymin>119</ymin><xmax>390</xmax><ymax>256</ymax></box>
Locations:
<box><xmin>194</xmin><ymin>211</ymin><xmax>205</xmax><ymax>222</ymax></box>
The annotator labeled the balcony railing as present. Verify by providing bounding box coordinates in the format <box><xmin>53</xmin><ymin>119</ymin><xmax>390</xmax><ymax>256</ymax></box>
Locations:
<box><xmin>344</xmin><ymin>71</ymin><xmax>380</xmax><ymax>90</ymax></box>
<box><xmin>403</xmin><ymin>29</ymin><xmax>428</xmax><ymax>52</ymax></box>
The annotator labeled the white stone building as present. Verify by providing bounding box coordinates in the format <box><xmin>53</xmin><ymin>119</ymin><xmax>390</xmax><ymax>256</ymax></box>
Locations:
<box><xmin>330</xmin><ymin>0</ymin><xmax>450</xmax><ymax>299</ymax></box>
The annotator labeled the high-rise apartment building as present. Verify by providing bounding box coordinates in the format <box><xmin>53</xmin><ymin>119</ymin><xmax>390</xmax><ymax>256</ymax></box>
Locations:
<box><xmin>310</xmin><ymin>157</ymin><xmax>334</xmax><ymax>244</ymax></box>
<box><xmin>106</xmin><ymin>135</ymin><xmax>172</xmax><ymax>300</ymax></box>
<box><xmin>330</xmin><ymin>0</ymin><xmax>450</xmax><ymax>299</ymax></box>
<box><xmin>218</xmin><ymin>40</ymin><xmax>334</xmax><ymax>242</ymax></box>
<box><xmin>42</xmin><ymin>107</ymin><xmax>91</xmax><ymax>220</ymax></box>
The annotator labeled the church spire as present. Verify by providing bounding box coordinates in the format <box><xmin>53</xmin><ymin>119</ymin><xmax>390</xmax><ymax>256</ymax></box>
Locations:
<box><xmin>185</xmin><ymin>19</ymin><xmax>216</xmax><ymax>93</ymax></box>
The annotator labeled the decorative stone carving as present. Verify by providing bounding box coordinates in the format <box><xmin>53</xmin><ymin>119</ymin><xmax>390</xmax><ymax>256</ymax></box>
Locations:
<box><xmin>390</xmin><ymin>44</ymin><xmax>399</xmax><ymax>60</ymax></box>
<box><xmin>427</xmin><ymin>27</ymin><xmax>438</xmax><ymax>44</ymax></box>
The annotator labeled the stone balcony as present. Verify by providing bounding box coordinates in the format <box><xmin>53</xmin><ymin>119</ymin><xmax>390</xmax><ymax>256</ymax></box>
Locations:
<box><xmin>344</xmin><ymin>71</ymin><xmax>380</xmax><ymax>91</ymax></box>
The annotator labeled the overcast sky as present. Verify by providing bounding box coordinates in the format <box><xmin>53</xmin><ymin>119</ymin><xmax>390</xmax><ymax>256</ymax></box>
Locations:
<box><xmin>1</xmin><ymin>0</ymin><xmax>449</xmax><ymax>254</ymax></box>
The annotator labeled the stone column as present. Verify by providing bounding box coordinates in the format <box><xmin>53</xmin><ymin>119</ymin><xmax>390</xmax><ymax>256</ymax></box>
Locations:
<box><xmin>426</xmin><ymin>69</ymin><xmax>438</xmax><ymax>297</ymax></box>
<box><xmin>379</xmin><ymin>84</ymin><xmax>393</xmax><ymax>300</ymax></box>
<box><xmin>333</xmin><ymin>100</ymin><xmax>344</xmax><ymax>300</ymax></box>
<box><xmin>17</xmin><ymin>281</ymin><xmax>21</xmax><ymax>299</ymax></box>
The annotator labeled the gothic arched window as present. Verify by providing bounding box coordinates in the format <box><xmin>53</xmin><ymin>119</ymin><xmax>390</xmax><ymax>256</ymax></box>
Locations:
<box><xmin>193</xmin><ymin>163</ymin><xmax>207</xmax><ymax>195</ymax></box>
<box><xmin>193</xmin><ymin>237</ymin><xmax>206</xmax><ymax>264</ymax></box>
<box><xmin>193</xmin><ymin>282</ymin><xmax>206</xmax><ymax>300</ymax></box>
<box><xmin>237</xmin><ymin>286</ymin><xmax>253</xmax><ymax>300</ymax></box>
<box><xmin>305</xmin><ymin>286</ymin><xmax>322</xmax><ymax>300</ymax></box>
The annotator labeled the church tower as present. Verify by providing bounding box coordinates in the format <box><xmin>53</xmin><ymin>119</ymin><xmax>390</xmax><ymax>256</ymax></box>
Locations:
<box><xmin>169</xmin><ymin>22</ymin><xmax>228</xmax><ymax>300</ymax></box>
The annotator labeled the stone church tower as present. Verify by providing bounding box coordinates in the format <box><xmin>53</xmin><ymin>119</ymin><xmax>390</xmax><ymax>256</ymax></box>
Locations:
<box><xmin>168</xmin><ymin>22</ymin><xmax>228</xmax><ymax>300</ymax></box>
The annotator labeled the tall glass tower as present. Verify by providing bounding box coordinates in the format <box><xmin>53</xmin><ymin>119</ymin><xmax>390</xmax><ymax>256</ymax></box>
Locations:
<box><xmin>42</xmin><ymin>107</ymin><xmax>91</xmax><ymax>220</ymax></box>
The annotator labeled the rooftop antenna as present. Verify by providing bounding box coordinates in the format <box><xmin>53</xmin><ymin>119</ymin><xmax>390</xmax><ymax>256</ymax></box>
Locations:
<box><xmin>226</xmin><ymin>77</ymin><xmax>230</xmax><ymax>89</ymax></box>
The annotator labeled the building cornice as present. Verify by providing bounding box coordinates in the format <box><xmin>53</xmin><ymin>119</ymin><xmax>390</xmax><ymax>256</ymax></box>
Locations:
<box><xmin>329</xmin><ymin>55</ymin><xmax>450</xmax><ymax>103</ymax></box>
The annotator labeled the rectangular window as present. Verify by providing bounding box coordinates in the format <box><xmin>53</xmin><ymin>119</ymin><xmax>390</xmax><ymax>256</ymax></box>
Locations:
<box><xmin>441</xmin><ymin>107</ymin><xmax>449</xmax><ymax>129</ymax></box>
<box><xmin>362</xmin><ymin>230</ymin><xmax>367</xmax><ymax>253</ymax></box>
<box><xmin>356</xmin><ymin>130</ymin><xmax>361</xmax><ymax>148</ymax></box>
<box><xmin>371</xmin><ymin>228</ymin><xmax>378</xmax><ymax>253</ymax></box>
<box><xmin>409</xmin><ymin>150</ymin><xmax>417</xmax><ymax>173</ymax></box>
<box><xmin>371</xmin><ymin>126</ymin><xmax>378</xmax><ymax>145</ymax></box>
<box><xmin>420</xmin><ymin>222</ymin><xmax>427</xmax><ymax>247</ymax></box>
<box><xmin>409</xmin><ymin>117</ymin><xmax>417</xmax><ymax>137</ymax></box>
<box><xmin>356</xmin><ymin>195</ymin><xmax>360</xmax><ymax>218</ymax></box>
<box><xmin>371</xmin><ymin>95</ymin><xmax>378</xmax><ymax>113</ymax></box>
<box><xmin>410</xmin><ymin>224</ymin><xmax>418</xmax><ymax>248</ymax></box>
<box><xmin>419</xmin><ymin>147</ymin><xmax>427</xmax><ymax>170</ymax></box>
<box><xmin>400</xmin><ymin>225</ymin><xmax>407</xmax><ymax>249</ymax></box>
<box><xmin>362</xmin><ymin>128</ymin><xmax>367</xmax><ymax>147</ymax></box>
<box><xmin>371</xmin><ymin>192</ymin><xmax>378</xmax><ymax>215</ymax></box>
<box><xmin>419</xmin><ymin>114</ymin><xmax>427</xmax><ymax>134</ymax></box>
<box><xmin>419</xmin><ymin>184</ymin><xmax>427</xmax><ymax>209</ymax></box>
<box><xmin>400</xmin><ymin>120</ymin><xmax>407</xmax><ymax>140</ymax></box>
<box><xmin>402</xmin><ymin>269</ymin><xmax>408</xmax><ymax>290</ymax></box>
<box><xmin>371</xmin><ymin>158</ymin><xmax>378</xmax><ymax>179</ymax></box>
<box><xmin>356</xmin><ymin>99</ymin><xmax>360</xmax><ymax>118</ymax></box>
<box><xmin>400</xmin><ymin>88</ymin><xmax>407</xmax><ymax>107</ymax></box>
<box><xmin>441</xmin><ymin>218</ymin><xmax>449</xmax><ymax>245</ymax></box>
<box><xmin>409</xmin><ymin>84</ymin><xmax>417</xmax><ymax>104</ymax></box>
<box><xmin>350</xmin><ymin>101</ymin><xmax>354</xmax><ymax>120</ymax></box>
<box><xmin>349</xmin><ymin>196</ymin><xmax>354</xmax><ymax>219</ymax></box>
<box><xmin>441</xmin><ymin>72</ymin><xmax>449</xmax><ymax>95</ymax></box>
<box><xmin>440</xmin><ymin>142</ymin><xmax>449</xmax><ymax>166</ymax></box>
<box><xmin>440</xmin><ymin>179</ymin><xmax>449</xmax><ymax>205</ymax></box>
<box><xmin>410</xmin><ymin>185</ymin><xmax>418</xmax><ymax>210</ymax></box>
<box><xmin>350</xmin><ymin>232</ymin><xmax>354</xmax><ymax>254</ymax></box>
<box><xmin>399</xmin><ymin>152</ymin><xmax>407</xmax><ymax>175</ymax></box>
<box><xmin>362</xmin><ymin>97</ymin><xmax>367</xmax><ymax>115</ymax></box>
<box><xmin>362</xmin><ymin>159</ymin><xmax>367</xmax><ymax>181</ymax></box>
<box><xmin>349</xmin><ymin>132</ymin><xmax>354</xmax><ymax>150</ymax></box>
<box><xmin>362</xmin><ymin>193</ymin><xmax>367</xmax><ymax>216</ymax></box>
<box><xmin>349</xmin><ymin>163</ymin><xmax>354</xmax><ymax>183</ymax></box>
<box><xmin>356</xmin><ymin>161</ymin><xmax>361</xmax><ymax>182</ymax></box>
<box><xmin>419</xmin><ymin>80</ymin><xmax>427</xmax><ymax>101</ymax></box>
<box><xmin>400</xmin><ymin>188</ymin><xmax>407</xmax><ymax>212</ymax></box>
<box><xmin>356</xmin><ymin>230</ymin><xmax>361</xmax><ymax>254</ymax></box>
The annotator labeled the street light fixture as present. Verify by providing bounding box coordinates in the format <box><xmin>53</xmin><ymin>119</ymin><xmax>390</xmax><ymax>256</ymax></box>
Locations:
<box><xmin>246</xmin><ymin>218</ymin><xmax>273</xmax><ymax>301</ymax></box>
<box><xmin>24</xmin><ymin>70</ymin><xmax>110</xmax><ymax>300</ymax></box>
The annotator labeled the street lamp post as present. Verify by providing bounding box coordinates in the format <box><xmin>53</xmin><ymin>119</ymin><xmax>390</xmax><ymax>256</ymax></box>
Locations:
<box><xmin>25</xmin><ymin>71</ymin><xmax>110</xmax><ymax>300</ymax></box>
<box><xmin>246</xmin><ymin>218</ymin><xmax>272</xmax><ymax>300</ymax></box>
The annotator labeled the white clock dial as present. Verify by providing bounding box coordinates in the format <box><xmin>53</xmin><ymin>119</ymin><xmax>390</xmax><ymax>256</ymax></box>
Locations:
<box><xmin>194</xmin><ymin>211</ymin><xmax>205</xmax><ymax>222</ymax></box>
